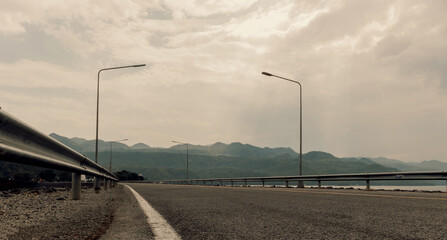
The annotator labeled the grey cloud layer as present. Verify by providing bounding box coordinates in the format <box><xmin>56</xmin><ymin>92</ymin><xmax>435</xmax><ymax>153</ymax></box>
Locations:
<box><xmin>0</xmin><ymin>0</ymin><xmax>446</xmax><ymax>162</ymax></box>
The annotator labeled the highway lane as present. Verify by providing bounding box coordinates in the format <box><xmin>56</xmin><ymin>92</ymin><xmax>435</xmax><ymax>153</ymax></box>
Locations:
<box><xmin>127</xmin><ymin>183</ymin><xmax>447</xmax><ymax>239</ymax></box>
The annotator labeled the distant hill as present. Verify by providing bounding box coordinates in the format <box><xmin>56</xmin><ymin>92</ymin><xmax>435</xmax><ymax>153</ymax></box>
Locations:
<box><xmin>299</xmin><ymin>152</ymin><xmax>395</xmax><ymax>175</ymax></box>
<box><xmin>416</xmin><ymin>160</ymin><xmax>447</xmax><ymax>170</ymax></box>
<box><xmin>50</xmin><ymin>133</ymin><xmax>130</xmax><ymax>152</ymax></box>
<box><xmin>131</xmin><ymin>143</ymin><xmax>151</xmax><ymax>150</ymax></box>
<box><xmin>51</xmin><ymin>133</ymin><xmax>298</xmax><ymax>159</ymax></box>
<box><xmin>41</xmin><ymin>133</ymin><xmax>444</xmax><ymax>184</ymax></box>
<box><xmin>85</xmin><ymin>149</ymin><xmax>398</xmax><ymax>181</ymax></box>
<box><xmin>170</xmin><ymin>141</ymin><xmax>298</xmax><ymax>158</ymax></box>
<box><xmin>369</xmin><ymin>157</ymin><xmax>447</xmax><ymax>171</ymax></box>
<box><xmin>49</xmin><ymin>133</ymin><xmax>79</xmax><ymax>150</ymax></box>
<box><xmin>2</xmin><ymin>134</ymin><xmax>444</xmax><ymax>186</ymax></box>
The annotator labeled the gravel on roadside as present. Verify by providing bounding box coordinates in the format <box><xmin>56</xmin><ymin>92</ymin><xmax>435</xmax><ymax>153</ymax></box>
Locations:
<box><xmin>0</xmin><ymin>185</ymin><xmax>126</xmax><ymax>240</ymax></box>
<box><xmin>99</xmin><ymin>185</ymin><xmax>154</xmax><ymax>240</ymax></box>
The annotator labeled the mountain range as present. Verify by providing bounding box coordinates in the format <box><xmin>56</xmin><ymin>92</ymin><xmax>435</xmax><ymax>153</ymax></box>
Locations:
<box><xmin>49</xmin><ymin>133</ymin><xmax>447</xmax><ymax>171</ymax></box>
<box><xmin>47</xmin><ymin>133</ymin><xmax>446</xmax><ymax>183</ymax></box>
<box><xmin>49</xmin><ymin>133</ymin><xmax>298</xmax><ymax>158</ymax></box>
<box><xmin>368</xmin><ymin>157</ymin><xmax>447</xmax><ymax>172</ymax></box>
<box><xmin>49</xmin><ymin>133</ymin><xmax>149</xmax><ymax>152</ymax></box>
<box><xmin>2</xmin><ymin>134</ymin><xmax>444</xmax><ymax>186</ymax></box>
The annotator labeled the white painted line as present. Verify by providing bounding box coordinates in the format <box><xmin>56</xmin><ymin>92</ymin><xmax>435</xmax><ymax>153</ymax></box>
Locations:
<box><xmin>125</xmin><ymin>185</ymin><xmax>181</xmax><ymax>240</ymax></box>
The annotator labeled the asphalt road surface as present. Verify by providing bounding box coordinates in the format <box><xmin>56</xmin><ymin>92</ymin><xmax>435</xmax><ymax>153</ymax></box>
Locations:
<box><xmin>127</xmin><ymin>183</ymin><xmax>447</xmax><ymax>239</ymax></box>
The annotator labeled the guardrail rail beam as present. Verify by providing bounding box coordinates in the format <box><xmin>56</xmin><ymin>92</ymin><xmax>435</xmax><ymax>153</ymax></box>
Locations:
<box><xmin>0</xmin><ymin>109</ymin><xmax>118</xmax><ymax>200</ymax></box>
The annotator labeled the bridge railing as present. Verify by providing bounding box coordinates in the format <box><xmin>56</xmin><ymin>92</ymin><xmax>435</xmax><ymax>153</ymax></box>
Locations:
<box><xmin>156</xmin><ymin>171</ymin><xmax>447</xmax><ymax>191</ymax></box>
<box><xmin>0</xmin><ymin>108</ymin><xmax>117</xmax><ymax>199</ymax></box>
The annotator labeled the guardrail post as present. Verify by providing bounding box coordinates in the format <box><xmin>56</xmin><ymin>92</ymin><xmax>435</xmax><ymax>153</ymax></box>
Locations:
<box><xmin>366</xmin><ymin>180</ymin><xmax>370</xmax><ymax>191</ymax></box>
<box><xmin>262</xmin><ymin>181</ymin><xmax>265</xmax><ymax>187</ymax></box>
<box><xmin>220</xmin><ymin>181</ymin><xmax>223</xmax><ymax>186</ymax></box>
<box><xmin>94</xmin><ymin>177</ymin><xmax>101</xmax><ymax>193</ymax></box>
<box><xmin>71</xmin><ymin>173</ymin><xmax>81</xmax><ymax>200</ymax></box>
<box><xmin>104</xmin><ymin>179</ymin><xmax>108</xmax><ymax>190</ymax></box>
<box><xmin>231</xmin><ymin>181</ymin><xmax>233</xmax><ymax>187</ymax></box>
<box><xmin>244</xmin><ymin>180</ymin><xmax>247</xmax><ymax>187</ymax></box>
<box><xmin>285</xmin><ymin>181</ymin><xmax>289</xmax><ymax>188</ymax></box>
<box><xmin>318</xmin><ymin>180</ymin><xmax>321</xmax><ymax>188</ymax></box>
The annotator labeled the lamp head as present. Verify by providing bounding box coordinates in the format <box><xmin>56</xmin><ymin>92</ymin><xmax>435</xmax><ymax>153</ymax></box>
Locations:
<box><xmin>261</xmin><ymin>72</ymin><xmax>273</xmax><ymax>76</ymax></box>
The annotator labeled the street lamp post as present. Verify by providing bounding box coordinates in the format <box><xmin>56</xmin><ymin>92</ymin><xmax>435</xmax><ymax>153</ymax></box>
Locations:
<box><xmin>172</xmin><ymin>140</ymin><xmax>189</xmax><ymax>181</ymax></box>
<box><xmin>94</xmin><ymin>64</ymin><xmax>145</xmax><ymax>193</ymax></box>
<box><xmin>109</xmin><ymin>138</ymin><xmax>128</xmax><ymax>173</ymax></box>
<box><xmin>155</xmin><ymin>159</ymin><xmax>158</xmax><ymax>180</ymax></box>
<box><xmin>261</xmin><ymin>71</ymin><xmax>304</xmax><ymax>188</ymax></box>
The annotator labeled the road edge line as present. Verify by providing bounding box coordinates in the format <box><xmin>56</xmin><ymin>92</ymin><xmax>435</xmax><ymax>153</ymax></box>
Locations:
<box><xmin>124</xmin><ymin>184</ymin><xmax>181</xmax><ymax>240</ymax></box>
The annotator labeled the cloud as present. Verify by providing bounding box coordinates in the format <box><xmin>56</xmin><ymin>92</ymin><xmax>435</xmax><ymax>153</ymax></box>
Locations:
<box><xmin>226</xmin><ymin>1</ymin><xmax>328</xmax><ymax>39</ymax></box>
<box><xmin>0</xmin><ymin>0</ymin><xmax>446</xmax><ymax>162</ymax></box>
<box><xmin>0</xmin><ymin>1</ymin><xmax>41</xmax><ymax>35</ymax></box>
<box><xmin>0</xmin><ymin>60</ymin><xmax>91</xmax><ymax>89</ymax></box>
<box><xmin>0</xmin><ymin>12</ymin><xmax>26</xmax><ymax>35</ymax></box>
<box><xmin>162</xmin><ymin>0</ymin><xmax>258</xmax><ymax>18</ymax></box>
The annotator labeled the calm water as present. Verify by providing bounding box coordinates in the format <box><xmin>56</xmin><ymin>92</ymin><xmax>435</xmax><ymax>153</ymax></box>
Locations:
<box><xmin>323</xmin><ymin>185</ymin><xmax>447</xmax><ymax>192</ymax></box>
<box><xmin>245</xmin><ymin>184</ymin><xmax>446</xmax><ymax>192</ymax></box>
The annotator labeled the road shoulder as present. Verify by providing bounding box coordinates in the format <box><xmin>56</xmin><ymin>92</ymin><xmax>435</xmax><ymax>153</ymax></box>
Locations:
<box><xmin>99</xmin><ymin>184</ymin><xmax>154</xmax><ymax>240</ymax></box>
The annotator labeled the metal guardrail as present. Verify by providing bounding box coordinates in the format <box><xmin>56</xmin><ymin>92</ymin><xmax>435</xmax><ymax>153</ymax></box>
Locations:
<box><xmin>157</xmin><ymin>171</ymin><xmax>447</xmax><ymax>191</ymax></box>
<box><xmin>0</xmin><ymin>108</ymin><xmax>117</xmax><ymax>199</ymax></box>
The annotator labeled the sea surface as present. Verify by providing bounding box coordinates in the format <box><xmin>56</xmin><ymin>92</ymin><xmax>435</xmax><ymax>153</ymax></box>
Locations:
<box><xmin>321</xmin><ymin>185</ymin><xmax>446</xmax><ymax>192</ymax></box>
<box><xmin>247</xmin><ymin>184</ymin><xmax>446</xmax><ymax>192</ymax></box>
<box><xmin>308</xmin><ymin>184</ymin><xmax>446</xmax><ymax>192</ymax></box>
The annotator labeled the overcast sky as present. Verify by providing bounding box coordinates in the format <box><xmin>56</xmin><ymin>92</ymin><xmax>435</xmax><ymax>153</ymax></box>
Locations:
<box><xmin>1</xmin><ymin>0</ymin><xmax>446</xmax><ymax>162</ymax></box>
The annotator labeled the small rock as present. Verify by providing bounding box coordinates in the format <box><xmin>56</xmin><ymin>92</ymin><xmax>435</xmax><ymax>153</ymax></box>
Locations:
<box><xmin>1</xmin><ymin>193</ymin><xmax>14</xmax><ymax>198</ymax></box>
<box><xmin>44</xmin><ymin>188</ymin><xmax>56</xmax><ymax>193</ymax></box>
<box><xmin>9</xmin><ymin>188</ymin><xmax>21</xmax><ymax>194</ymax></box>
<box><xmin>30</xmin><ymin>190</ymin><xmax>40</xmax><ymax>195</ymax></box>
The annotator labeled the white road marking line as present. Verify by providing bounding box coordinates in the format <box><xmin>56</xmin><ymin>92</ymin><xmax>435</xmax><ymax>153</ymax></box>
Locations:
<box><xmin>125</xmin><ymin>184</ymin><xmax>181</xmax><ymax>240</ymax></box>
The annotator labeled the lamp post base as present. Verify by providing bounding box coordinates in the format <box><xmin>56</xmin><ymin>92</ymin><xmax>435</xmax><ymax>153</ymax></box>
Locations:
<box><xmin>297</xmin><ymin>180</ymin><xmax>304</xmax><ymax>188</ymax></box>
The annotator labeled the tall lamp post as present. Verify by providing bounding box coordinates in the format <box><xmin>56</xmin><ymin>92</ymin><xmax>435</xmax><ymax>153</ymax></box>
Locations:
<box><xmin>261</xmin><ymin>71</ymin><xmax>304</xmax><ymax>188</ymax></box>
<box><xmin>172</xmin><ymin>140</ymin><xmax>189</xmax><ymax>181</ymax></box>
<box><xmin>94</xmin><ymin>64</ymin><xmax>145</xmax><ymax>193</ymax></box>
<box><xmin>155</xmin><ymin>159</ymin><xmax>158</xmax><ymax>181</ymax></box>
<box><xmin>109</xmin><ymin>138</ymin><xmax>128</xmax><ymax>173</ymax></box>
